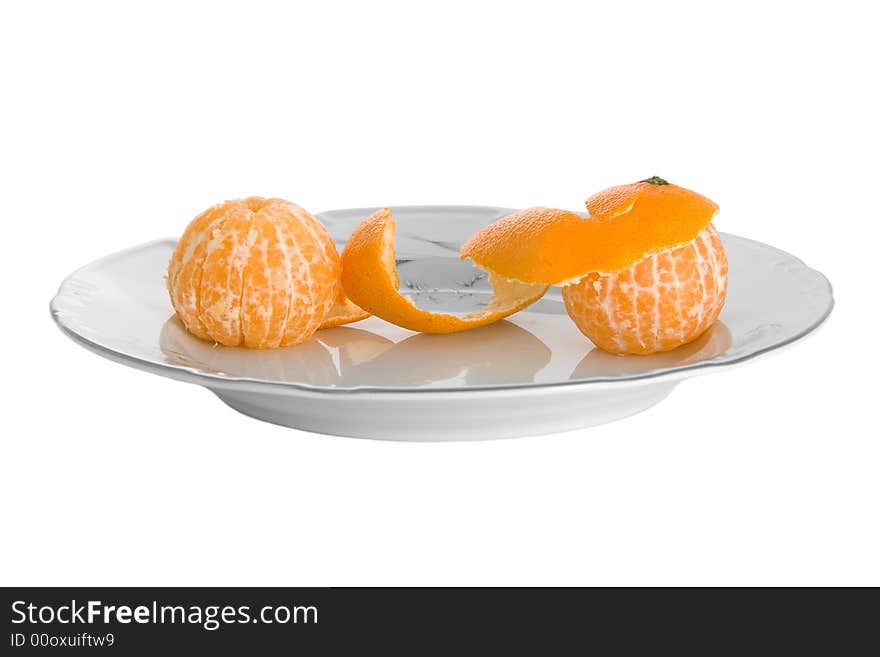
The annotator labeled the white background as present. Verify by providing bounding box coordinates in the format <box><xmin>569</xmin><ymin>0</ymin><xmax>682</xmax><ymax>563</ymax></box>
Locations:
<box><xmin>2</xmin><ymin>1</ymin><xmax>877</xmax><ymax>586</ymax></box>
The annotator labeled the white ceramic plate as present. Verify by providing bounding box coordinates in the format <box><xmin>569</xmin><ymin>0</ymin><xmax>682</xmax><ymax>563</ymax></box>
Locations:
<box><xmin>51</xmin><ymin>205</ymin><xmax>833</xmax><ymax>440</ymax></box>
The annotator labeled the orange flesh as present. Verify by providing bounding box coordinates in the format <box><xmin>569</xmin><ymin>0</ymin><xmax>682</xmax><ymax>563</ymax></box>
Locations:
<box><xmin>340</xmin><ymin>208</ymin><xmax>548</xmax><ymax>334</ymax></box>
<box><xmin>460</xmin><ymin>182</ymin><xmax>719</xmax><ymax>285</ymax></box>
<box><xmin>167</xmin><ymin>197</ymin><xmax>341</xmax><ymax>348</ymax></box>
<box><xmin>562</xmin><ymin>224</ymin><xmax>728</xmax><ymax>354</ymax></box>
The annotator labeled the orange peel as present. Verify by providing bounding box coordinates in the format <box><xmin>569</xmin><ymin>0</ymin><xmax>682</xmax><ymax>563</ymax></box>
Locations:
<box><xmin>340</xmin><ymin>208</ymin><xmax>548</xmax><ymax>334</ymax></box>
<box><xmin>460</xmin><ymin>178</ymin><xmax>719</xmax><ymax>285</ymax></box>
<box><xmin>319</xmin><ymin>290</ymin><xmax>371</xmax><ymax>329</ymax></box>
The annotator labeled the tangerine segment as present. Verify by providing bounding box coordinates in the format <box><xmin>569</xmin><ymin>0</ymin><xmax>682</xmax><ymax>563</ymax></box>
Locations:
<box><xmin>562</xmin><ymin>224</ymin><xmax>728</xmax><ymax>355</ymax></box>
<box><xmin>460</xmin><ymin>182</ymin><xmax>718</xmax><ymax>285</ymax></box>
<box><xmin>167</xmin><ymin>197</ymin><xmax>340</xmax><ymax>349</ymax></box>
<box><xmin>197</xmin><ymin>203</ymin><xmax>254</xmax><ymax>345</ymax></box>
<box><xmin>167</xmin><ymin>202</ymin><xmax>235</xmax><ymax>341</ymax></box>
<box><xmin>340</xmin><ymin>208</ymin><xmax>548</xmax><ymax>334</ymax></box>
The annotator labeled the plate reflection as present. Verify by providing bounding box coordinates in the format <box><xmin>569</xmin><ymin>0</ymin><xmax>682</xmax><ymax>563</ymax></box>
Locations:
<box><xmin>160</xmin><ymin>316</ymin><xmax>339</xmax><ymax>384</ymax></box>
<box><xmin>570</xmin><ymin>322</ymin><xmax>732</xmax><ymax>379</ymax></box>
<box><xmin>160</xmin><ymin>316</ymin><xmax>552</xmax><ymax>388</ymax></box>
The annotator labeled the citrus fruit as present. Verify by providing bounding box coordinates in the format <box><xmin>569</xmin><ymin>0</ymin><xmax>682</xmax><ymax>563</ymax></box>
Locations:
<box><xmin>562</xmin><ymin>224</ymin><xmax>728</xmax><ymax>354</ymax></box>
<box><xmin>460</xmin><ymin>177</ymin><xmax>727</xmax><ymax>354</ymax></box>
<box><xmin>167</xmin><ymin>197</ymin><xmax>347</xmax><ymax>349</ymax></box>
<box><xmin>339</xmin><ymin>208</ymin><xmax>548</xmax><ymax>334</ymax></box>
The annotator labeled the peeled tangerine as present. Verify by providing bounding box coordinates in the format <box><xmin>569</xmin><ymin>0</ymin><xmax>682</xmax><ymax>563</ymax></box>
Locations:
<box><xmin>460</xmin><ymin>177</ymin><xmax>728</xmax><ymax>355</ymax></box>
<box><xmin>167</xmin><ymin>197</ymin><xmax>367</xmax><ymax>349</ymax></box>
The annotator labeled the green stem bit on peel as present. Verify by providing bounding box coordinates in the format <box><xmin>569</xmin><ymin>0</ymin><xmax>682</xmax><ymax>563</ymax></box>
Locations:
<box><xmin>640</xmin><ymin>176</ymin><xmax>669</xmax><ymax>185</ymax></box>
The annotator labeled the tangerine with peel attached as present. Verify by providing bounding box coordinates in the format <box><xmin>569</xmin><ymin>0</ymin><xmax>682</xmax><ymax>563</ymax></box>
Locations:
<box><xmin>167</xmin><ymin>197</ymin><xmax>345</xmax><ymax>349</ymax></box>
<box><xmin>562</xmin><ymin>223</ymin><xmax>728</xmax><ymax>354</ymax></box>
<box><xmin>340</xmin><ymin>208</ymin><xmax>548</xmax><ymax>334</ymax></box>
<box><xmin>460</xmin><ymin>177</ymin><xmax>727</xmax><ymax>355</ymax></box>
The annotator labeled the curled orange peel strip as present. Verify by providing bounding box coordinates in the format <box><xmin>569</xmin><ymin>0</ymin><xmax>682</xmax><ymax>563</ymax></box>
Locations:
<box><xmin>460</xmin><ymin>180</ymin><xmax>719</xmax><ymax>285</ymax></box>
<box><xmin>319</xmin><ymin>291</ymin><xmax>370</xmax><ymax>329</ymax></box>
<box><xmin>340</xmin><ymin>208</ymin><xmax>548</xmax><ymax>334</ymax></box>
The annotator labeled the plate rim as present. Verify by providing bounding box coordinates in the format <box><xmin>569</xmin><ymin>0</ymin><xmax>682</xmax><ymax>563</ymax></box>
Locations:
<box><xmin>50</xmin><ymin>206</ymin><xmax>835</xmax><ymax>396</ymax></box>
